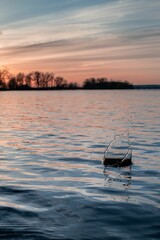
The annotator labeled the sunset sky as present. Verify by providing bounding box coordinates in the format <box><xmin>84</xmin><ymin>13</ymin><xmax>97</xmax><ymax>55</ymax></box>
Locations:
<box><xmin>0</xmin><ymin>0</ymin><xmax>160</xmax><ymax>84</ymax></box>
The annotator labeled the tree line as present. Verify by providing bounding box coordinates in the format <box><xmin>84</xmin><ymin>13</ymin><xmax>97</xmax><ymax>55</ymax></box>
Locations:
<box><xmin>0</xmin><ymin>68</ymin><xmax>133</xmax><ymax>90</ymax></box>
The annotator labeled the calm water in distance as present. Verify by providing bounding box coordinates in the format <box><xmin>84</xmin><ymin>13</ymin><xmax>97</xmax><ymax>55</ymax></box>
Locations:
<box><xmin>0</xmin><ymin>90</ymin><xmax>160</xmax><ymax>240</ymax></box>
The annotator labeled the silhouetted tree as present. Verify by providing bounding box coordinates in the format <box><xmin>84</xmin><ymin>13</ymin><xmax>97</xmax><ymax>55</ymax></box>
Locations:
<box><xmin>96</xmin><ymin>78</ymin><xmax>109</xmax><ymax>89</ymax></box>
<box><xmin>32</xmin><ymin>71</ymin><xmax>42</xmax><ymax>88</ymax></box>
<box><xmin>54</xmin><ymin>76</ymin><xmax>67</xmax><ymax>89</ymax></box>
<box><xmin>16</xmin><ymin>72</ymin><xmax>25</xmax><ymax>88</ymax></box>
<box><xmin>0</xmin><ymin>79</ymin><xmax>6</xmax><ymax>89</ymax></box>
<box><xmin>42</xmin><ymin>72</ymin><xmax>54</xmax><ymax>88</ymax></box>
<box><xmin>0</xmin><ymin>68</ymin><xmax>10</xmax><ymax>89</ymax></box>
<box><xmin>25</xmin><ymin>72</ymin><xmax>33</xmax><ymax>88</ymax></box>
<box><xmin>0</xmin><ymin>67</ymin><xmax>133</xmax><ymax>91</ymax></box>
<box><xmin>7</xmin><ymin>77</ymin><xmax>18</xmax><ymax>90</ymax></box>
<box><xmin>82</xmin><ymin>78</ymin><xmax>97</xmax><ymax>89</ymax></box>
<box><xmin>67</xmin><ymin>82</ymin><xmax>79</xmax><ymax>89</ymax></box>
<box><xmin>30</xmin><ymin>71</ymin><xmax>54</xmax><ymax>88</ymax></box>
<box><xmin>82</xmin><ymin>77</ymin><xmax>133</xmax><ymax>89</ymax></box>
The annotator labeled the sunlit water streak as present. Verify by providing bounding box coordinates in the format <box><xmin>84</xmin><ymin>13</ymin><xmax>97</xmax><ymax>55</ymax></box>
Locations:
<box><xmin>0</xmin><ymin>90</ymin><xmax>159</xmax><ymax>239</ymax></box>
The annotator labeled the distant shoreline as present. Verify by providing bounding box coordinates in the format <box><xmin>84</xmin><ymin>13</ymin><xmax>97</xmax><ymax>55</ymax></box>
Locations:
<box><xmin>0</xmin><ymin>68</ymin><xmax>159</xmax><ymax>90</ymax></box>
<box><xmin>1</xmin><ymin>85</ymin><xmax>160</xmax><ymax>91</ymax></box>
<box><xmin>133</xmin><ymin>85</ymin><xmax>160</xmax><ymax>89</ymax></box>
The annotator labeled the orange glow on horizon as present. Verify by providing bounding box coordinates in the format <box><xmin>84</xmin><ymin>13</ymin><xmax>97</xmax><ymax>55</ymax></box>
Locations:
<box><xmin>1</xmin><ymin>0</ymin><xmax>160</xmax><ymax>85</ymax></box>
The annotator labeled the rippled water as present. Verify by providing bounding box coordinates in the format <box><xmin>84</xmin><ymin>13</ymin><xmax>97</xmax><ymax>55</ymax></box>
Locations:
<box><xmin>0</xmin><ymin>90</ymin><xmax>159</xmax><ymax>240</ymax></box>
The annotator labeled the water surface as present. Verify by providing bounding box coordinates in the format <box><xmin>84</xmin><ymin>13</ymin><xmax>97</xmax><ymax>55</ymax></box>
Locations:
<box><xmin>0</xmin><ymin>90</ymin><xmax>159</xmax><ymax>239</ymax></box>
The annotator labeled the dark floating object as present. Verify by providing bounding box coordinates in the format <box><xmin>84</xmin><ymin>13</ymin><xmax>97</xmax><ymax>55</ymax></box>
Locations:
<box><xmin>103</xmin><ymin>157</ymin><xmax>132</xmax><ymax>167</ymax></box>
<box><xmin>103</xmin><ymin>130</ymin><xmax>132</xmax><ymax>167</ymax></box>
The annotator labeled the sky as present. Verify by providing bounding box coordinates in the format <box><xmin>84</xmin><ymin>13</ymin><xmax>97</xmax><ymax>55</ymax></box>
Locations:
<box><xmin>0</xmin><ymin>0</ymin><xmax>160</xmax><ymax>84</ymax></box>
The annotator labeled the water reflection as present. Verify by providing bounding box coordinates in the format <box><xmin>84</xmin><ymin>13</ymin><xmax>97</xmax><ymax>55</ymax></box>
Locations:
<box><xmin>104</xmin><ymin>166</ymin><xmax>132</xmax><ymax>202</ymax></box>
<box><xmin>0</xmin><ymin>90</ymin><xmax>160</xmax><ymax>239</ymax></box>
<box><xmin>104</xmin><ymin>165</ymin><xmax>132</xmax><ymax>184</ymax></box>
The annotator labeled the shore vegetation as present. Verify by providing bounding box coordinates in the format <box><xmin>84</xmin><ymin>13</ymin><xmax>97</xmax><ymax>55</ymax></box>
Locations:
<box><xmin>0</xmin><ymin>68</ymin><xmax>133</xmax><ymax>90</ymax></box>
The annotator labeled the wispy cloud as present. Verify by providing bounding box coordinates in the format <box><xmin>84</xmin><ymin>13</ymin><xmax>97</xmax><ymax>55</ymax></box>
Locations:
<box><xmin>0</xmin><ymin>0</ymin><xmax>160</xmax><ymax>83</ymax></box>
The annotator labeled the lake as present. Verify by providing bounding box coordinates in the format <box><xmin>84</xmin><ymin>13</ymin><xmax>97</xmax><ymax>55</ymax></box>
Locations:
<box><xmin>0</xmin><ymin>90</ymin><xmax>159</xmax><ymax>239</ymax></box>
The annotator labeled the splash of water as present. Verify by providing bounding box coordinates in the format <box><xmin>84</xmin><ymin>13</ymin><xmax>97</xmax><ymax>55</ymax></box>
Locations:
<box><xmin>103</xmin><ymin>129</ymin><xmax>132</xmax><ymax>167</ymax></box>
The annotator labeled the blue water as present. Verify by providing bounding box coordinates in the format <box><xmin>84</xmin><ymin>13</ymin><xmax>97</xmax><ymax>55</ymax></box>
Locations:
<box><xmin>0</xmin><ymin>90</ymin><xmax>159</xmax><ymax>239</ymax></box>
